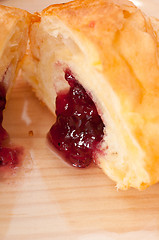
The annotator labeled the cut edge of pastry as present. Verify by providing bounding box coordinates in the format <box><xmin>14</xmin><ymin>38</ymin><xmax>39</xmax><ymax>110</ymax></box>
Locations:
<box><xmin>21</xmin><ymin>0</ymin><xmax>159</xmax><ymax>190</ymax></box>
<box><xmin>0</xmin><ymin>5</ymin><xmax>31</xmax><ymax>98</ymax></box>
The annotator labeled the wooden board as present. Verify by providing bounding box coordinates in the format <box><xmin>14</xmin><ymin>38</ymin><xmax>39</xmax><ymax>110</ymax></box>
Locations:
<box><xmin>1</xmin><ymin>1</ymin><xmax>159</xmax><ymax>239</ymax></box>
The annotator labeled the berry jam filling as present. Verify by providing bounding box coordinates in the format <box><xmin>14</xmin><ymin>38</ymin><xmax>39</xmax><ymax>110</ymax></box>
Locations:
<box><xmin>48</xmin><ymin>69</ymin><xmax>105</xmax><ymax>168</ymax></box>
<box><xmin>0</xmin><ymin>82</ymin><xmax>22</xmax><ymax>169</ymax></box>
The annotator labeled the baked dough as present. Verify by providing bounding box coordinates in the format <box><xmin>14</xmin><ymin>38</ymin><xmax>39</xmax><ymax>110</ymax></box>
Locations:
<box><xmin>22</xmin><ymin>0</ymin><xmax>159</xmax><ymax>190</ymax></box>
<box><xmin>0</xmin><ymin>5</ymin><xmax>31</xmax><ymax>97</ymax></box>
<box><xmin>0</xmin><ymin>5</ymin><xmax>31</xmax><ymax>168</ymax></box>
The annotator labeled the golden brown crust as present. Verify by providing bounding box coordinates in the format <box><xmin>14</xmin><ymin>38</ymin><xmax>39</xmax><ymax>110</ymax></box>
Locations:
<box><xmin>22</xmin><ymin>0</ymin><xmax>159</xmax><ymax>189</ymax></box>
<box><xmin>0</xmin><ymin>5</ymin><xmax>31</xmax><ymax>52</ymax></box>
<box><xmin>0</xmin><ymin>5</ymin><xmax>31</xmax><ymax>96</ymax></box>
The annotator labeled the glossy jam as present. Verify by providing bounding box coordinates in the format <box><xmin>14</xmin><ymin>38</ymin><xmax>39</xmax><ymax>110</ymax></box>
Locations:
<box><xmin>0</xmin><ymin>83</ymin><xmax>8</xmax><ymax>143</ymax></box>
<box><xmin>0</xmin><ymin>146</ymin><xmax>22</xmax><ymax>168</ymax></box>
<box><xmin>0</xmin><ymin>82</ymin><xmax>22</xmax><ymax>169</ymax></box>
<box><xmin>48</xmin><ymin>69</ymin><xmax>104</xmax><ymax>168</ymax></box>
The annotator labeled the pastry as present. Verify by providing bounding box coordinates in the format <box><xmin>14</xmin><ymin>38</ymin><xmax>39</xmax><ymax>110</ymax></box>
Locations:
<box><xmin>22</xmin><ymin>0</ymin><xmax>159</xmax><ymax>190</ymax></box>
<box><xmin>0</xmin><ymin>5</ymin><xmax>31</xmax><ymax>96</ymax></box>
<box><xmin>0</xmin><ymin>5</ymin><xmax>31</xmax><ymax>167</ymax></box>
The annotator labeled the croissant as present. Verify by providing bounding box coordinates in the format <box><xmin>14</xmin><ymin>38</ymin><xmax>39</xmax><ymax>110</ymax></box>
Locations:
<box><xmin>22</xmin><ymin>0</ymin><xmax>159</xmax><ymax>190</ymax></box>
<box><xmin>0</xmin><ymin>5</ymin><xmax>31</xmax><ymax>96</ymax></box>
<box><xmin>0</xmin><ymin>5</ymin><xmax>31</xmax><ymax>166</ymax></box>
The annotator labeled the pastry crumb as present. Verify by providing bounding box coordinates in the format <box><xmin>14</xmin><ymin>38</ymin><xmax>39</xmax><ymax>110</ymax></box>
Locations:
<box><xmin>28</xmin><ymin>130</ymin><xmax>34</xmax><ymax>136</ymax></box>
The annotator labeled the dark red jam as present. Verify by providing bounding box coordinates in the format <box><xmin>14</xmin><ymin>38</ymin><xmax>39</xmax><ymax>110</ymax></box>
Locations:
<box><xmin>0</xmin><ymin>82</ymin><xmax>22</xmax><ymax>170</ymax></box>
<box><xmin>48</xmin><ymin>69</ymin><xmax>105</xmax><ymax>168</ymax></box>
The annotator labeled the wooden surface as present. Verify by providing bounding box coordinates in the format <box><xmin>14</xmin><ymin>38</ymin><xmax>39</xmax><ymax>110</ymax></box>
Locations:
<box><xmin>1</xmin><ymin>1</ymin><xmax>159</xmax><ymax>240</ymax></box>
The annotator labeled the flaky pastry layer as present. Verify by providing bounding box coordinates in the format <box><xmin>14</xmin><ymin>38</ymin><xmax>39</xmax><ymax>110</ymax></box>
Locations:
<box><xmin>0</xmin><ymin>5</ymin><xmax>31</xmax><ymax>96</ymax></box>
<box><xmin>22</xmin><ymin>0</ymin><xmax>159</xmax><ymax>190</ymax></box>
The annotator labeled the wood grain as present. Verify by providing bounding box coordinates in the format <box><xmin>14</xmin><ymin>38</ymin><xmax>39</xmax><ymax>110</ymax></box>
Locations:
<box><xmin>0</xmin><ymin>0</ymin><xmax>159</xmax><ymax>239</ymax></box>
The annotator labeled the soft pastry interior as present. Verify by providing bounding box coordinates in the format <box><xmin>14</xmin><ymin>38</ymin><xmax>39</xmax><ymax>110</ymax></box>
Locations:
<box><xmin>0</xmin><ymin>5</ymin><xmax>31</xmax><ymax>97</ymax></box>
<box><xmin>22</xmin><ymin>0</ymin><xmax>159</xmax><ymax>190</ymax></box>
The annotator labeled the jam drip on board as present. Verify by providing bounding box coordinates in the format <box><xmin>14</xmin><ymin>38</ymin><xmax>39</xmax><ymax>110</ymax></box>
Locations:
<box><xmin>48</xmin><ymin>69</ymin><xmax>105</xmax><ymax>168</ymax></box>
<box><xmin>0</xmin><ymin>82</ymin><xmax>23</xmax><ymax>169</ymax></box>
